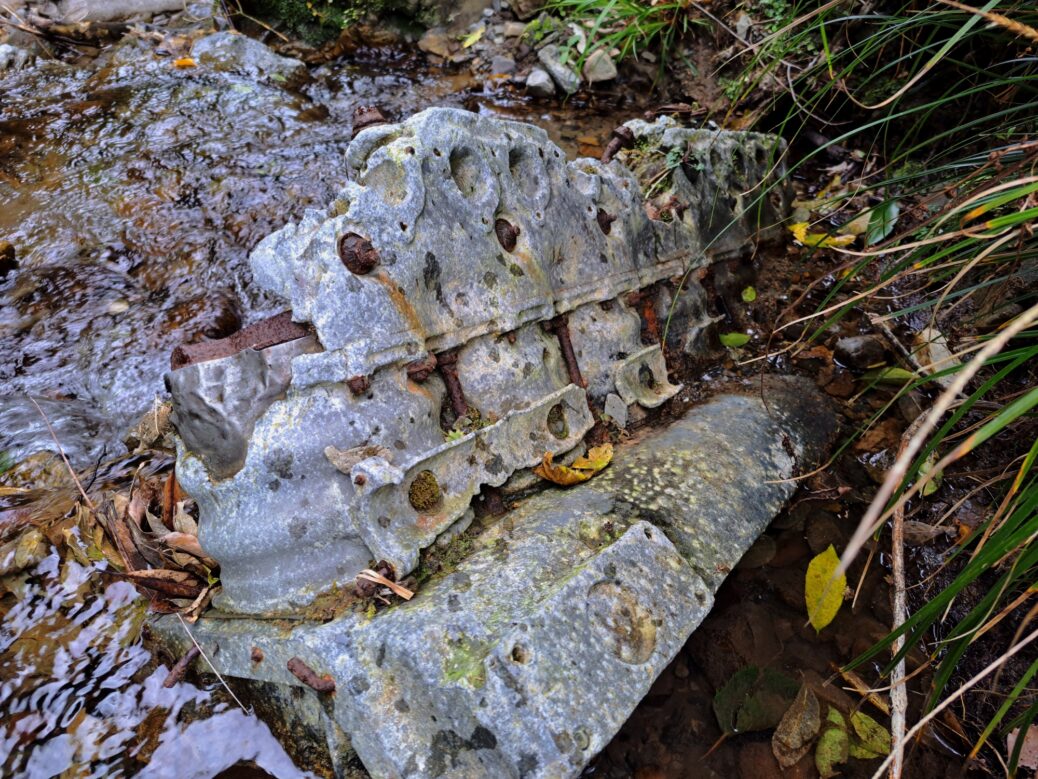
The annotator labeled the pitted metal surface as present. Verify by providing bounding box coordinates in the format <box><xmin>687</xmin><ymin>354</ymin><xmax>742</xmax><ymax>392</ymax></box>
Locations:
<box><xmin>166</xmin><ymin>108</ymin><xmax>790</xmax><ymax>615</ymax></box>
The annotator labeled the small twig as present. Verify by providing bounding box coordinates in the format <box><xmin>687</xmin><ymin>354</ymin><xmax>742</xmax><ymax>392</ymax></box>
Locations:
<box><xmin>175</xmin><ymin>613</ymin><xmax>248</xmax><ymax>711</ymax></box>
<box><xmin>27</xmin><ymin>395</ymin><xmax>94</xmax><ymax>509</ymax></box>
<box><xmin>163</xmin><ymin>645</ymin><xmax>200</xmax><ymax>687</ymax></box>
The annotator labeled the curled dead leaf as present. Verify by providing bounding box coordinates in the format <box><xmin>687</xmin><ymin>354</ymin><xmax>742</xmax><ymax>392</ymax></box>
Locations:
<box><xmin>534</xmin><ymin>444</ymin><xmax>613</xmax><ymax>486</ymax></box>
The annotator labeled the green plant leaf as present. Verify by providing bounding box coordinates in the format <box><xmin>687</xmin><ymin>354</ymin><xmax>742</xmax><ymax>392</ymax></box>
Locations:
<box><xmin>920</xmin><ymin>450</ymin><xmax>942</xmax><ymax>497</ymax></box>
<box><xmin>741</xmin><ymin>286</ymin><xmax>757</xmax><ymax>302</ymax></box>
<box><xmin>867</xmin><ymin>200</ymin><xmax>900</xmax><ymax>245</ymax></box>
<box><xmin>862</xmin><ymin>366</ymin><xmax>917</xmax><ymax>383</ymax></box>
<box><xmin>720</xmin><ymin>332</ymin><xmax>751</xmax><ymax>348</ymax></box>
<box><xmin>461</xmin><ymin>25</ymin><xmax>484</xmax><ymax>48</ymax></box>
<box><xmin>816</xmin><ymin>708</ymin><xmax>850</xmax><ymax>778</ymax></box>
<box><xmin>805</xmin><ymin>545</ymin><xmax>845</xmax><ymax>632</ymax></box>
<box><xmin>849</xmin><ymin>711</ymin><xmax>891</xmax><ymax>758</ymax></box>
<box><xmin>713</xmin><ymin>665</ymin><xmax>799</xmax><ymax>735</ymax></box>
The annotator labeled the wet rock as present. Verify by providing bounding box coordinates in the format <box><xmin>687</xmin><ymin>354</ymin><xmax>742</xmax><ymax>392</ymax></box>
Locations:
<box><xmin>805</xmin><ymin>510</ymin><xmax>844</xmax><ymax>554</ymax></box>
<box><xmin>525</xmin><ymin>66</ymin><xmax>556</xmax><ymax>97</ymax></box>
<box><xmin>833</xmin><ymin>334</ymin><xmax>886</xmax><ymax>371</ymax></box>
<box><xmin>537</xmin><ymin>44</ymin><xmax>580</xmax><ymax>94</ymax></box>
<box><xmin>418</xmin><ymin>26</ymin><xmax>453</xmax><ymax>59</ymax></box>
<box><xmin>489</xmin><ymin>54</ymin><xmax>516</xmax><ymax>74</ymax></box>
<box><xmin>582</xmin><ymin>49</ymin><xmax>617</xmax><ymax>83</ymax></box>
<box><xmin>0</xmin><ymin>44</ymin><xmax>34</xmax><ymax>72</ymax></box>
<box><xmin>191</xmin><ymin>31</ymin><xmax>307</xmax><ymax>85</ymax></box>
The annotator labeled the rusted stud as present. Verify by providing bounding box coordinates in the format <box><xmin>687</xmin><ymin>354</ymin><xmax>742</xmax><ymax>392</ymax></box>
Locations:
<box><xmin>170</xmin><ymin>310</ymin><xmax>310</xmax><ymax>371</ymax></box>
<box><xmin>545</xmin><ymin>315</ymin><xmax>586</xmax><ymax>389</ymax></box>
<box><xmin>405</xmin><ymin>354</ymin><xmax>438</xmax><ymax>382</ymax></box>
<box><xmin>354</xmin><ymin>473</ymin><xmax>367</xmax><ymax>486</ymax></box>
<box><xmin>625</xmin><ymin>288</ymin><xmax>661</xmax><ymax>344</ymax></box>
<box><xmin>494</xmin><ymin>218</ymin><xmax>519</xmax><ymax>253</ymax></box>
<box><xmin>351</xmin><ymin>105</ymin><xmax>388</xmax><ymax>138</ymax></box>
<box><xmin>251</xmin><ymin>647</ymin><xmax>264</xmax><ymax>663</ymax></box>
<box><xmin>596</xmin><ymin>208</ymin><xmax>616</xmax><ymax>235</ymax></box>
<box><xmin>346</xmin><ymin>374</ymin><xmax>371</xmax><ymax>395</ymax></box>
<box><xmin>162</xmin><ymin>645</ymin><xmax>200</xmax><ymax>688</ymax></box>
<box><xmin>600</xmin><ymin>125</ymin><xmax>634</xmax><ymax>164</ymax></box>
<box><xmin>435</xmin><ymin>349</ymin><xmax>469</xmax><ymax>418</ymax></box>
<box><xmin>287</xmin><ymin>657</ymin><xmax>336</xmax><ymax>694</ymax></box>
<box><xmin>338</xmin><ymin>232</ymin><xmax>380</xmax><ymax>275</ymax></box>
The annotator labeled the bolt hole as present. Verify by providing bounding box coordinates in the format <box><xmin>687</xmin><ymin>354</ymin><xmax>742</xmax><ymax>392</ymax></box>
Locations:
<box><xmin>510</xmin><ymin>645</ymin><xmax>530</xmax><ymax>664</ymax></box>
<box><xmin>433</xmin><ymin>148</ymin><xmax>442</xmax><ymax>156</ymax></box>
<box><xmin>638</xmin><ymin>364</ymin><xmax>657</xmax><ymax>390</ymax></box>
<box><xmin>399</xmin><ymin>222</ymin><xmax>407</xmax><ymax>232</ymax></box>
<box><xmin>406</xmin><ymin>146</ymin><xmax>415</xmax><ymax>155</ymax></box>
<box><xmin>546</xmin><ymin>403</ymin><xmax>569</xmax><ymax>440</ymax></box>
<box><xmin>644</xmin><ymin>527</ymin><xmax>653</xmax><ymax>540</ymax></box>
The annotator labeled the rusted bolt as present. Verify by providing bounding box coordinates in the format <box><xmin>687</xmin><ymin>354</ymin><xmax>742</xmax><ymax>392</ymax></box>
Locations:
<box><xmin>435</xmin><ymin>349</ymin><xmax>469</xmax><ymax>418</ymax></box>
<box><xmin>596</xmin><ymin>209</ymin><xmax>616</xmax><ymax>235</ymax></box>
<box><xmin>351</xmin><ymin>105</ymin><xmax>387</xmax><ymax>138</ymax></box>
<box><xmin>354</xmin><ymin>474</ymin><xmax>367</xmax><ymax>486</ymax></box>
<box><xmin>170</xmin><ymin>310</ymin><xmax>310</xmax><ymax>371</ymax></box>
<box><xmin>251</xmin><ymin>647</ymin><xmax>264</xmax><ymax>663</ymax></box>
<box><xmin>408</xmin><ymin>470</ymin><xmax>443</xmax><ymax>512</ymax></box>
<box><xmin>405</xmin><ymin>354</ymin><xmax>438</xmax><ymax>382</ymax></box>
<box><xmin>600</xmin><ymin>125</ymin><xmax>634</xmax><ymax>164</ymax></box>
<box><xmin>338</xmin><ymin>232</ymin><xmax>379</xmax><ymax>275</ymax></box>
<box><xmin>347</xmin><ymin>374</ymin><xmax>371</xmax><ymax>395</ymax></box>
<box><xmin>287</xmin><ymin>657</ymin><xmax>336</xmax><ymax>694</ymax></box>
<box><xmin>545</xmin><ymin>315</ymin><xmax>586</xmax><ymax>389</ymax></box>
<box><xmin>494</xmin><ymin>218</ymin><xmax>519</xmax><ymax>253</ymax></box>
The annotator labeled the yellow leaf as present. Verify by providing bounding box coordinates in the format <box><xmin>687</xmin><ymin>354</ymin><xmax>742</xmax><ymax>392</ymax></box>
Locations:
<box><xmin>534</xmin><ymin>443</ymin><xmax>613</xmax><ymax>486</ymax></box>
<box><xmin>789</xmin><ymin>222</ymin><xmax>856</xmax><ymax>249</ymax></box>
<box><xmin>173</xmin><ymin>57</ymin><xmax>196</xmax><ymax>69</ymax></box>
<box><xmin>571</xmin><ymin>443</ymin><xmax>613</xmax><ymax>472</ymax></box>
<box><xmin>805</xmin><ymin>545</ymin><xmax>846</xmax><ymax>632</ymax></box>
<box><xmin>461</xmin><ymin>26</ymin><xmax>484</xmax><ymax>48</ymax></box>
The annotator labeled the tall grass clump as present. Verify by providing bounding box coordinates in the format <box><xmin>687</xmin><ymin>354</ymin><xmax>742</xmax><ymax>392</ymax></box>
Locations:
<box><xmin>736</xmin><ymin>0</ymin><xmax>1038</xmax><ymax>772</ymax></box>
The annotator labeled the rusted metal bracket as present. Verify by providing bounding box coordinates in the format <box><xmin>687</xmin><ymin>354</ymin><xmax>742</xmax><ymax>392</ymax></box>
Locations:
<box><xmin>170</xmin><ymin>311</ymin><xmax>311</xmax><ymax>370</ymax></box>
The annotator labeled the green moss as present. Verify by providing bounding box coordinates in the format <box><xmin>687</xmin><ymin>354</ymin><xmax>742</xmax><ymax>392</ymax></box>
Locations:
<box><xmin>442</xmin><ymin>636</ymin><xmax>489</xmax><ymax>688</ymax></box>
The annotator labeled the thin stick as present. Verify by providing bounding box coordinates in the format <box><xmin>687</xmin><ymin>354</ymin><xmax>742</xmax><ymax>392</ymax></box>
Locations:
<box><xmin>27</xmin><ymin>395</ymin><xmax>94</xmax><ymax>510</ymax></box>
<box><xmin>869</xmin><ymin>623</ymin><xmax>1038</xmax><ymax>779</ymax></box>
<box><xmin>889</xmin><ymin>419</ymin><xmax>921</xmax><ymax>779</ymax></box>
<box><xmin>175</xmin><ymin>613</ymin><xmax>248</xmax><ymax>712</ymax></box>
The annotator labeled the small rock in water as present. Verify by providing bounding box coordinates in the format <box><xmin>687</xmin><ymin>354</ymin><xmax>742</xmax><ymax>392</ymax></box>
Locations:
<box><xmin>418</xmin><ymin>27</ymin><xmax>452</xmax><ymax>59</ymax></box>
<box><xmin>833</xmin><ymin>334</ymin><xmax>886</xmax><ymax>371</ymax></box>
<box><xmin>525</xmin><ymin>66</ymin><xmax>556</xmax><ymax>97</ymax></box>
<box><xmin>537</xmin><ymin>44</ymin><xmax>580</xmax><ymax>94</ymax></box>
<box><xmin>0</xmin><ymin>241</ymin><xmax>17</xmax><ymax>279</ymax></box>
<box><xmin>582</xmin><ymin>49</ymin><xmax>617</xmax><ymax>83</ymax></box>
<box><xmin>191</xmin><ymin>32</ymin><xmax>306</xmax><ymax>85</ymax></box>
<box><xmin>0</xmin><ymin>44</ymin><xmax>34</xmax><ymax>72</ymax></box>
<box><xmin>489</xmin><ymin>55</ymin><xmax>516</xmax><ymax>75</ymax></box>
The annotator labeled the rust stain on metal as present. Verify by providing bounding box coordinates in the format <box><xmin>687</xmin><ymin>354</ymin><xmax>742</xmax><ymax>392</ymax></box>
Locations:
<box><xmin>170</xmin><ymin>310</ymin><xmax>311</xmax><ymax>371</ymax></box>
<box><xmin>287</xmin><ymin>657</ymin><xmax>336</xmax><ymax>694</ymax></box>
<box><xmin>347</xmin><ymin>375</ymin><xmax>371</xmax><ymax>395</ymax></box>
<box><xmin>494</xmin><ymin>218</ymin><xmax>519</xmax><ymax>253</ymax></box>
<box><xmin>338</xmin><ymin>232</ymin><xmax>380</xmax><ymax>275</ymax></box>
<box><xmin>405</xmin><ymin>354</ymin><xmax>438</xmax><ymax>382</ymax></box>
<box><xmin>545</xmin><ymin>314</ymin><xmax>586</xmax><ymax>389</ymax></box>
<box><xmin>435</xmin><ymin>348</ymin><xmax>469</xmax><ymax>417</ymax></box>
<box><xmin>600</xmin><ymin>125</ymin><xmax>634</xmax><ymax>164</ymax></box>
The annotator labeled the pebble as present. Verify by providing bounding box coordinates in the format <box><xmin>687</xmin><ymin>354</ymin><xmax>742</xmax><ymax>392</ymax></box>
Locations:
<box><xmin>525</xmin><ymin>67</ymin><xmax>555</xmax><ymax>97</ymax></box>
<box><xmin>834</xmin><ymin>334</ymin><xmax>886</xmax><ymax>371</ymax></box>
<box><xmin>418</xmin><ymin>27</ymin><xmax>452</xmax><ymax>59</ymax></box>
<box><xmin>503</xmin><ymin>21</ymin><xmax>527</xmax><ymax>37</ymax></box>
<box><xmin>537</xmin><ymin>44</ymin><xmax>580</xmax><ymax>94</ymax></box>
<box><xmin>582</xmin><ymin>48</ymin><xmax>617</xmax><ymax>83</ymax></box>
<box><xmin>490</xmin><ymin>55</ymin><xmax>516</xmax><ymax>75</ymax></box>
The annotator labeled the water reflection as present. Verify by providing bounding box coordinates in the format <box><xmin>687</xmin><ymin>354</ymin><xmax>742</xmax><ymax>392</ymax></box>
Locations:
<box><xmin>1</xmin><ymin>548</ymin><xmax>307</xmax><ymax>778</ymax></box>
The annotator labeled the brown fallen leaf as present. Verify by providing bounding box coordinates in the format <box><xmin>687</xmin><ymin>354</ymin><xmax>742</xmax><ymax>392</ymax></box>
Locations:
<box><xmin>773</xmin><ymin>684</ymin><xmax>821</xmax><ymax>768</ymax></box>
<box><xmin>115</xmin><ymin>568</ymin><xmax>204</xmax><ymax>599</ymax></box>
<box><xmin>161</xmin><ymin>531</ymin><xmax>207</xmax><ymax>559</ymax></box>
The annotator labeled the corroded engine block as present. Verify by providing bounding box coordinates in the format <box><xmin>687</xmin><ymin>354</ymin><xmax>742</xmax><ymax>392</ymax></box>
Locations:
<box><xmin>165</xmin><ymin>108</ymin><xmax>789</xmax><ymax>615</ymax></box>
